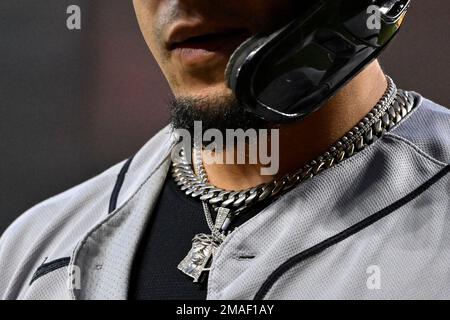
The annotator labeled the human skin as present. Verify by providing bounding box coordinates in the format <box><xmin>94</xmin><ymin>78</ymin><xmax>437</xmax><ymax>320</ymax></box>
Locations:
<box><xmin>133</xmin><ymin>0</ymin><xmax>388</xmax><ymax>190</ymax></box>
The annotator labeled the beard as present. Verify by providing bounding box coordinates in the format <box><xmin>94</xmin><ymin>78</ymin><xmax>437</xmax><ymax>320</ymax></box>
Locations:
<box><xmin>169</xmin><ymin>94</ymin><xmax>271</xmax><ymax>136</ymax></box>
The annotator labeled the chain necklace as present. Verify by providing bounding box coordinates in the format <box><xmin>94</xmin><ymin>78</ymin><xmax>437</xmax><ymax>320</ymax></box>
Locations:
<box><xmin>175</xmin><ymin>76</ymin><xmax>416</xmax><ymax>283</ymax></box>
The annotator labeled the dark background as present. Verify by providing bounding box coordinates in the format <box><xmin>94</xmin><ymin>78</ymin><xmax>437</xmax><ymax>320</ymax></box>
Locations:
<box><xmin>1</xmin><ymin>1</ymin><xmax>449</xmax><ymax>234</ymax></box>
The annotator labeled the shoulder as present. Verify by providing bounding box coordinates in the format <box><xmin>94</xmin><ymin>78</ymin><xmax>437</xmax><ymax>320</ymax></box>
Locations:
<box><xmin>1</xmin><ymin>125</ymin><xmax>174</xmax><ymax>243</ymax></box>
<box><xmin>387</xmin><ymin>93</ymin><xmax>450</xmax><ymax>165</ymax></box>
<box><xmin>0</xmin><ymin>125</ymin><xmax>175</xmax><ymax>295</ymax></box>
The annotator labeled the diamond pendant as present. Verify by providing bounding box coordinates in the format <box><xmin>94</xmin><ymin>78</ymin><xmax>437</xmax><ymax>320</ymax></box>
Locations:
<box><xmin>178</xmin><ymin>234</ymin><xmax>221</xmax><ymax>283</ymax></box>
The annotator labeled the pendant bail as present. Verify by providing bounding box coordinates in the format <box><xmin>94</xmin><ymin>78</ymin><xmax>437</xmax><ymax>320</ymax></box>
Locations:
<box><xmin>215</xmin><ymin>207</ymin><xmax>231</xmax><ymax>231</ymax></box>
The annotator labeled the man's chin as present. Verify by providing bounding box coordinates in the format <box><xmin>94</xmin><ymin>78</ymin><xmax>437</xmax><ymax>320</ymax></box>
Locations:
<box><xmin>169</xmin><ymin>93</ymin><xmax>269</xmax><ymax>135</ymax></box>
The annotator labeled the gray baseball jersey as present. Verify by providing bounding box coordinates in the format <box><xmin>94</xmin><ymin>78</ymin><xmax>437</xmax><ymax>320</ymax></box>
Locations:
<box><xmin>1</xmin><ymin>93</ymin><xmax>449</xmax><ymax>300</ymax></box>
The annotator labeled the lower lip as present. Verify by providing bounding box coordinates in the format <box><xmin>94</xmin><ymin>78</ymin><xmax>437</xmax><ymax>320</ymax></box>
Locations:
<box><xmin>173</xmin><ymin>47</ymin><xmax>220</xmax><ymax>66</ymax></box>
<box><xmin>171</xmin><ymin>32</ymin><xmax>248</xmax><ymax>66</ymax></box>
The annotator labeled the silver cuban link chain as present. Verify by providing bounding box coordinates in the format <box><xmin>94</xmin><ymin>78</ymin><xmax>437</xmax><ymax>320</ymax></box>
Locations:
<box><xmin>175</xmin><ymin>76</ymin><xmax>416</xmax><ymax>283</ymax></box>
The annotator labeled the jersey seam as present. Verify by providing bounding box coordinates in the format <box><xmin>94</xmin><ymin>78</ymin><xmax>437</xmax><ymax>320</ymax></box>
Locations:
<box><xmin>385</xmin><ymin>132</ymin><xmax>449</xmax><ymax>167</ymax></box>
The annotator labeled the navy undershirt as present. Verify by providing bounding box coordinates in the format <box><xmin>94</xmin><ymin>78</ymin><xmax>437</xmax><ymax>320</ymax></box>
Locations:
<box><xmin>128</xmin><ymin>172</ymin><xmax>263</xmax><ymax>300</ymax></box>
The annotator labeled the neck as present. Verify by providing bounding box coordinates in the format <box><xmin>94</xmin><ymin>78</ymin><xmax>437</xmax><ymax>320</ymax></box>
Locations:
<box><xmin>201</xmin><ymin>61</ymin><xmax>388</xmax><ymax>191</ymax></box>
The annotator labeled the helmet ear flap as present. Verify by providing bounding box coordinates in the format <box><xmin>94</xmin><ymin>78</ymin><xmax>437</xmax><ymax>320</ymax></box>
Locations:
<box><xmin>225</xmin><ymin>0</ymin><xmax>411</xmax><ymax>123</ymax></box>
<box><xmin>225</xmin><ymin>36</ymin><xmax>256</xmax><ymax>89</ymax></box>
<box><xmin>225</xmin><ymin>31</ymin><xmax>283</xmax><ymax>100</ymax></box>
